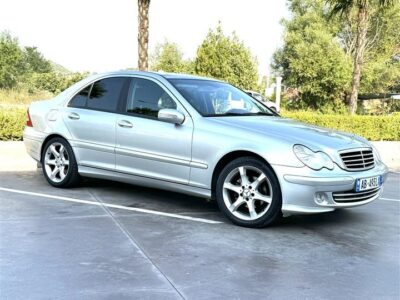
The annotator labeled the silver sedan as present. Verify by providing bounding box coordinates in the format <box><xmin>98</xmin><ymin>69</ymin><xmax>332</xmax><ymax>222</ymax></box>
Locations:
<box><xmin>24</xmin><ymin>71</ymin><xmax>389</xmax><ymax>227</ymax></box>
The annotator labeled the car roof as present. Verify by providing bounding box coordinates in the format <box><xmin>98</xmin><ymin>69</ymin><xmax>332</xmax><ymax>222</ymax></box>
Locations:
<box><xmin>160</xmin><ymin>72</ymin><xmax>219</xmax><ymax>81</ymax></box>
<box><xmin>91</xmin><ymin>70</ymin><xmax>220</xmax><ymax>82</ymax></box>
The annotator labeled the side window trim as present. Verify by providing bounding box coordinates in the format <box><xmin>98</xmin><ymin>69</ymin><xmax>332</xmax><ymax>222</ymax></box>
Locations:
<box><xmin>117</xmin><ymin>79</ymin><xmax>131</xmax><ymax>114</ymax></box>
<box><xmin>84</xmin><ymin>83</ymin><xmax>94</xmax><ymax>108</ymax></box>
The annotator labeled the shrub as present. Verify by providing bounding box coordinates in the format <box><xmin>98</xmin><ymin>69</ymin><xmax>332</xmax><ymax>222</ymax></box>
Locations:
<box><xmin>0</xmin><ymin>108</ymin><xmax>25</xmax><ymax>141</ymax></box>
<box><xmin>23</xmin><ymin>72</ymin><xmax>88</xmax><ymax>94</ymax></box>
<box><xmin>282</xmin><ymin>111</ymin><xmax>400</xmax><ymax>141</ymax></box>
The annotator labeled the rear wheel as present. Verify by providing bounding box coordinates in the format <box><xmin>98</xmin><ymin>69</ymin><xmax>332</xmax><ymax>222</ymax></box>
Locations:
<box><xmin>216</xmin><ymin>157</ymin><xmax>282</xmax><ymax>228</ymax></box>
<box><xmin>42</xmin><ymin>137</ymin><xmax>80</xmax><ymax>188</ymax></box>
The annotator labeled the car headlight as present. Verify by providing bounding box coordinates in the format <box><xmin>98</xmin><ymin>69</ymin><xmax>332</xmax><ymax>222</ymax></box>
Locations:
<box><xmin>293</xmin><ymin>145</ymin><xmax>334</xmax><ymax>171</ymax></box>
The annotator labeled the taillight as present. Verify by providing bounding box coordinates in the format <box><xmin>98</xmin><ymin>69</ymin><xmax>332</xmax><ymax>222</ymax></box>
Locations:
<box><xmin>26</xmin><ymin>109</ymin><xmax>33</xmax><ymax>127</ymax></box>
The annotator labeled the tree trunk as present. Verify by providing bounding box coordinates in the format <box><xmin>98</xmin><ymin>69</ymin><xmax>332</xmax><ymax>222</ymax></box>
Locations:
<box><xmin>348</xmin><ymin>7</ymin><xmax>368</xmax><ymax>115</ymax></box>
<box><xmin>138</xmin><ymin>0</ymin><xmax>150</xmax><ymax>71</ymax></box>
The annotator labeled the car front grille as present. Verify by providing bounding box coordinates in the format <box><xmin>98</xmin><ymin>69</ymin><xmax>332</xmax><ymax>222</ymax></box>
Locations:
<box><xmin>332</xmin><ymin>187</ymin><xmax>380</xmax><ymax>203</ymax></box>
<box><xmin>339</xmin><ymin>148</ymin><xmax>375</xmax><ymax>171</ymax></box>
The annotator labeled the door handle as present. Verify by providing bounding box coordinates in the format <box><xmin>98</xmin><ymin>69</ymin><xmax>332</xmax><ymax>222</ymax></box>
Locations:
<box><xmin>118</xmin><ymin>120</ymin><xmax>133</xmax><ymax>128</ymax></box>
<box><xmin>68</xmin><ymin>112</ymin><xmax>80</xmax><ymax>120</ymax></box>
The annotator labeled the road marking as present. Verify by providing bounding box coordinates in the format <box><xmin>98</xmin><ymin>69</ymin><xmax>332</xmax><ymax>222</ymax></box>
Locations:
<box><xmin>0</xmin><ymin>187</ymin><xmax>222</xmax><ymax>224</ymax></box>
<box><xmin>86</xmin><ymin>189</ymin><xmax>186</xmax><ymax>300</ymax></box>
<box><xmin>379</xmin><ymin>197</ymin><xmax>400</xmax><ymax>202</ymax></box>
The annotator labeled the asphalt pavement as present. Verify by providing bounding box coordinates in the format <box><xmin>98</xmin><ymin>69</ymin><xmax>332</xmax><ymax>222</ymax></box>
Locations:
<box><xmin>0</xmin><ymin>170</ymin><xmax>399</xmax><ymax>299</ymax></box>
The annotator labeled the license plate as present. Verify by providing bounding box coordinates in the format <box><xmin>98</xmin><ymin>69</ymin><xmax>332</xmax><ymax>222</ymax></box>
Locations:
<box><xmin>355</xmin><ymin>175</ymin><xmax>382</xmax><ymax>192</ymax></box>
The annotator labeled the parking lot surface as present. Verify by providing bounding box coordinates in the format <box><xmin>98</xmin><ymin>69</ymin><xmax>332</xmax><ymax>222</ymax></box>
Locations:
<box><xmin>0</xmin><ymin>170</ymin><xmax>399</xmax><ymax>299</ymax></box>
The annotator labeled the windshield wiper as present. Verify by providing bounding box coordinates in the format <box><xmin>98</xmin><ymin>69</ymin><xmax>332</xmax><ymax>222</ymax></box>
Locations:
<box><xmin>224</xmin><ymin>112</ymin><xmax>245</xmax><ymax>116</ymax></box>
<box><xmin>252</xmin><ymin>112</ymin><xmax>274</xmax><ymax>116</ymax></box>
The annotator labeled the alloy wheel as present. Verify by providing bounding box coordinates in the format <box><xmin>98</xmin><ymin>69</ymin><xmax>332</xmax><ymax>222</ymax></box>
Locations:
<box><xmin>222</xmin><ymin>165</ymin><xmax>273</xmax><ymax>221</ymax></box>
<box><xmin>44</xmin><ymin>142</ymin><xmax>70</xmax><ymax>183</ymax></box>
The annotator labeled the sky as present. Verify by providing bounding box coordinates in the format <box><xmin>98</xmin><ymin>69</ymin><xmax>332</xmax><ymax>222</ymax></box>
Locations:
<box><xmin>0</xmin><ymin>0</ymin><xmax>289</xmax><ymax>76</ymax></box>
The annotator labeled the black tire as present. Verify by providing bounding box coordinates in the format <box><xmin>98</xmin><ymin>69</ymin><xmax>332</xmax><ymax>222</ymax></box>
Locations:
<box><xmin>41</xmin><ymin>137</ymin><xmax>80</xmax><ymax>188</ymax></box>
<box><xmin>216</xmin><ymin>157</ymin><xmax>282</xmax><ymax>228</ymax></box>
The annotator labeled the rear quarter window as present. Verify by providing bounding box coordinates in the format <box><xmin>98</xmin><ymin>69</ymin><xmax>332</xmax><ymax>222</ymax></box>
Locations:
<box><xmin>68</xmin><ymin>85</ymin><xmax>91</xmax><ymax>108</ymax></box>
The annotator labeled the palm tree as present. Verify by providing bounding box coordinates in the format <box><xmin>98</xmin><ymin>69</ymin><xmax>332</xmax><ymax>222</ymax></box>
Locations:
<box><xmin>327</xmin><ymin>0</ymin><xmax>397</xmax><ymax>114</ymax></box>
<box><xmin>138</xmin><ymin>0</ymin><xmax>151</xmax><ymax>71</ymax></box>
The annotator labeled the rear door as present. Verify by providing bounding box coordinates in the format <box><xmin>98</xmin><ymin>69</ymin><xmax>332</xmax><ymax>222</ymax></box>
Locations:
<box><xmin>63</xmin><ymin>76</ymin><xmax>129</xmax><ymax>170</ymax></box>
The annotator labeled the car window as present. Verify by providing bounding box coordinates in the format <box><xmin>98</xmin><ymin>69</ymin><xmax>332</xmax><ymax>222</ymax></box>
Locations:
<box><xmin>168</xmin><ymin>79</ymin><xmax>274</xmax><ymax>117</ymax></box>
<box><xmin>125</xmin><ymin>78</ymin><xmax>177</xmax><ymax>118</ymax></box>
<box><xmin>68</xmin><ymin>85</ymin><xmax>91</xmax><ymax>108</ymax></box>
<box><xmin>87</xmin><ymin>77</ymin><xmax>127</xmax><ymax>112</ymax></box>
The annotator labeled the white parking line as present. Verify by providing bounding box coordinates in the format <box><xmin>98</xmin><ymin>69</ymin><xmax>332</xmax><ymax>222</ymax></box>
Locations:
<box><xmin>0</xmin><ymin>187</ymin><xmax>222</xmax><ymax>224</ymax></box>
<box><xmin>379</xmin><ymin>197</ymin><xmax>400</xmax><ymax>202</ymax></box>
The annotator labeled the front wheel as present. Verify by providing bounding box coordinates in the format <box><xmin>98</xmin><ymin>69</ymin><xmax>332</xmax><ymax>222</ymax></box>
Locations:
<box><xmin>42</xmin><ymin>137</ymin><xmax>80</xmax><ymax>188</ymax></box>
<box><xmin>216</xmin><ymin>157</ymin><xmax>282</xmax><ymax>228</ymax></box>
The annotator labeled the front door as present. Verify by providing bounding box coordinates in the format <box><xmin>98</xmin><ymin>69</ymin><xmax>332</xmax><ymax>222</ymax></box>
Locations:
<box><xmin>115</xmin><ymin>77</ymin><xmax>193</xmax><ymax>184</ymax></box>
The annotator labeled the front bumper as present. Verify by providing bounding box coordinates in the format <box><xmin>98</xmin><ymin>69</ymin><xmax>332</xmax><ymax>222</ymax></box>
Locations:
<box><xmin>272</xmin><ymin>161</ymin><xmax>389</xmax><ymax>215</ymax></box>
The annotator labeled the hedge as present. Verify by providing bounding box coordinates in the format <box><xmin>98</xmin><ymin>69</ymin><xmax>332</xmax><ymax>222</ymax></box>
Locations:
<box><xmin>0</xmin><ymin>108</ymin><xmax>26</xmax><ymax>141</ymax></box>
<box><xmin>282</xmin><ymin>111</ymin><xmax>400</xmax><ymax>141</ymax></box>
<box><xmin>0</xmin><ymin>109</ymin><xmax>399</xmax><ymax>141</ymax></box>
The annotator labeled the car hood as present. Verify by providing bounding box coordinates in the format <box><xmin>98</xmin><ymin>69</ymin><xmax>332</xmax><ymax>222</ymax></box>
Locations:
<box><xmin>209</xmin><ymin>116</ymin><xmax>370</xmax><ymax>152</ymax></box>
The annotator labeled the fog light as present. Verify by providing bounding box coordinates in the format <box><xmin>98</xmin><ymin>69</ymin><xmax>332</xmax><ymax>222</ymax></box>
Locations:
<box><xmin>315</xmin><ymin>192</ymin><xmax>329</xmax><ymax>205</ymax></box>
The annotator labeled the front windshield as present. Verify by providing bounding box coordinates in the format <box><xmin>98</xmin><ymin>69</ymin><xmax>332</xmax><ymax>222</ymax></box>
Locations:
<box><xmin>168</xmin><ymin>79</ymin><xmax>275</xmax><ymax>117</ymax></box>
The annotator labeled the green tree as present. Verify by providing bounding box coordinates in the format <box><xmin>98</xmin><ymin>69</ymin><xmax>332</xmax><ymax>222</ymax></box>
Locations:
<box><xmin>0</xmin><ymin>32</ymin><xmax>26</xmax><ymax>89</ymax></box>
<box><xmin>273</xmin><ymin>0</ymin><xmax>352</xmax><ymax>110</ymax></box>
<box><xmin>195</xmin><ymin>25</ymin><xmax>259</xmax><ymax>90</ymax></box>
<box><xmin>274</xmin><ymin>0</ymin><xmax>400</xmax><ymax>112</ymax></box>
<box><xmin>327</xmin><ymin>0</ymin><xmax>399</xmax><ymax>114</ymax></box>
<box><xmin>347</xmin><ymin>5</ymin><xmax>400</xmax><ymax>94</ymax></box>
<box><xmin>150</xmin><ymin>41</ymin><xmax>194</xmax><ymax>73</ymax></box>
<box><xmin>24</xmin><ymin>46</ymin><xmax>52</xmax><ymax>74</ymax></box>
<box><xmin>0</xmin><ymin>31</ymin><xmax>87</xmax><ymax>95</ymax></box>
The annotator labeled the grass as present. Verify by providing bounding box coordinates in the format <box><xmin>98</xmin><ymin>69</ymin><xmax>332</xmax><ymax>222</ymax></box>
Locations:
<box><xmin>0</xmin><ymin>89</ymin><xmax>53</xmax><ymax>107</ymax></box>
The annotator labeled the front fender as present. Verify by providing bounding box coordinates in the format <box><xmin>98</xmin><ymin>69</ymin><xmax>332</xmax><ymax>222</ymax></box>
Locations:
<box><xmin>189</xmin><ymin>119</ymin><xmax>301</xmax><ymax>189</ymax></box>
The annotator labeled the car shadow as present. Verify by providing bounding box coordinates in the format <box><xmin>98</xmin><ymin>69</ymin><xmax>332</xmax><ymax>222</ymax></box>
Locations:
<box><xmin>82</xmin><ymin>177</ymin><xmax>366</xmax><ymax>229</ymax></box>
<box><xmin>0</xmin><ymin>170</ymin><xmax>374</xmax><ymax>228</ymax></box>
<box><xmin>277</xmin><ymin>209</ymin><xmax>362</xmax><ymax>227</ymax></box>
<box><xmin>81</xmin><ymin>177</ymin><xmax>220</xmax><ymax>213</ymax></box>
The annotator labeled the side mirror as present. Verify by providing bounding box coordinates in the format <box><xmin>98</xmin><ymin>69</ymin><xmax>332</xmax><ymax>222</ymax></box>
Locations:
<box><xmin>158</xmin><ymin>109</ymin><xmax>185</xmax><ymax>125</ymax></box>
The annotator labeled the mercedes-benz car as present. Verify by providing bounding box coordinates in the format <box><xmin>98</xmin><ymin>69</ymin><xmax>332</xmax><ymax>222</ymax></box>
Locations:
<box><xmin>23</xmin><ymin>71</ymin><xmax>388</xmax><ymax>227</ymax></box>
